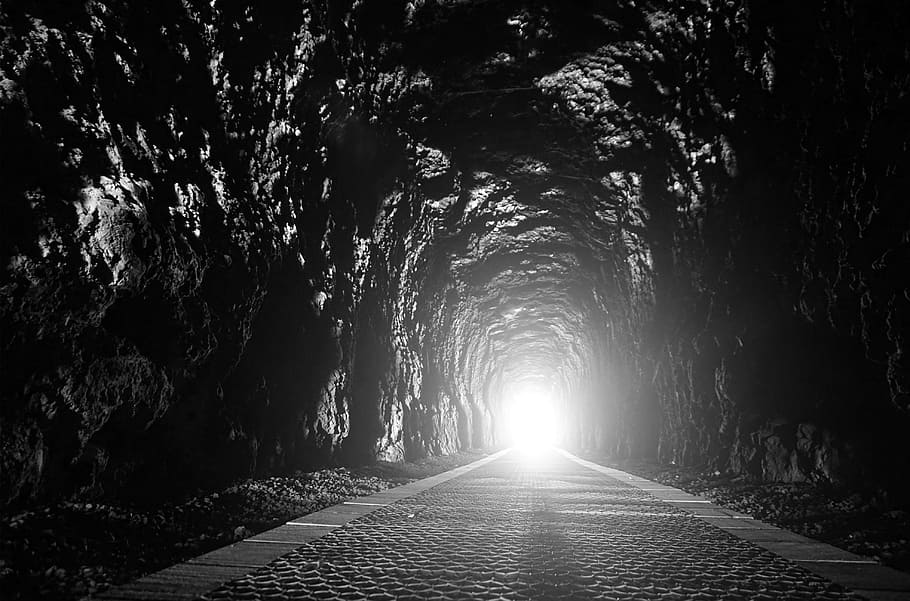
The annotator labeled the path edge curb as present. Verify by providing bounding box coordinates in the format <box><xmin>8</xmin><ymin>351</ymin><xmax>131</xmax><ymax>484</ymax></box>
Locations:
<box><xmin>562</xmin><ymin>450</ymin><xmax>910</xmax><ymax>601</ymax></box>
<box><xmin>91</xmin><ymin>449</ymin><xmax>509</xmax><ymax>601</ymax></box>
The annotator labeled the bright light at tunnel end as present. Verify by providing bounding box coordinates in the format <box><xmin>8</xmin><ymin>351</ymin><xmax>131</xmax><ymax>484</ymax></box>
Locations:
<box><xmin>501</xmin><ymin>385</ymin><xmax>564</xmax><ymax>455</ymax></box>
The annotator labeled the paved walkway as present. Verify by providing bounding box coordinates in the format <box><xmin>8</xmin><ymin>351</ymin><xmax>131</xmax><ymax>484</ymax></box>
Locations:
<box><xmin>100</xmin><ymin>449</ymin><xmax>910</xmax><ymax>601</ymax></box>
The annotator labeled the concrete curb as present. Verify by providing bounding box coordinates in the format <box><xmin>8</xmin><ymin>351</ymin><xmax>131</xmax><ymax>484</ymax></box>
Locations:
<box><xmin>563</xmin><ymin>450</ymin><xmax>910</xmax><ymax>601</ymax></box>
<box><xmin>93</xmin><ymin>450</ymin><xmax>508</xmax><ymax>601</ymax></box>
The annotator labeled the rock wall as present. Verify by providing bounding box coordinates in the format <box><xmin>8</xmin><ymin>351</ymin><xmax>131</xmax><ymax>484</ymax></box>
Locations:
<box><xmin>2</xmin><ymin>0</ymin><xmax>909</xmax><ymax>510</ymax></box>
<box><xmin>538</xmin><ymin>0</ymin><xmax>910</xmax><ymax>485</ymax></box>
<box><xmin>0</xmin><ymin>0</ymin><xmax>451</xmax><ymax>507</ymax></box>
<box><xmin>656</xmin><ymin>1</ymin><xmax>910</xmax><ymax>488</ymax></box>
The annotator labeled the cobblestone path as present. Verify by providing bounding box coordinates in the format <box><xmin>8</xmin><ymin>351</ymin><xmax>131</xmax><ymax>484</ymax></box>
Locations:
<box><xmin>200</xmin><ymin>449</ymin><xmax>861</xmax><ymax>600</ymax></box>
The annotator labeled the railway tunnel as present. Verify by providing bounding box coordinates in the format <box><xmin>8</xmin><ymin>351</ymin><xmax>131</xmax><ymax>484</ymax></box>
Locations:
<box><xmin>2</xmin><ymin>0</ymin><xmax>910</xmax><ymax>590</ymax></box>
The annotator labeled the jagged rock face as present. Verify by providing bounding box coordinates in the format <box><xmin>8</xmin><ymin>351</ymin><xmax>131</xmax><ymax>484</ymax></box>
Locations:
<box><xmin>1</xmin><ymin>0</ymin><xmax>908</xmax><ymax>508</ymax></box>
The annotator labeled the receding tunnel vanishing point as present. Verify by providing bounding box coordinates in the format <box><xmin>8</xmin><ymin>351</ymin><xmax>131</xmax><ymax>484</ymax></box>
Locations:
<box><xmin>2</xmin><ymin>0</ymin><xmax>910</xmax><ymax>543</ymax></box>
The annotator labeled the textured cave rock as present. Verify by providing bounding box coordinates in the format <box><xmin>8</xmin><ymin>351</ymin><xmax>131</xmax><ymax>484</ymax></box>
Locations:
<box><xmin>1</xmin><ymin>0</ymin><xmax>908</xmax><ymax>509</ymax></box>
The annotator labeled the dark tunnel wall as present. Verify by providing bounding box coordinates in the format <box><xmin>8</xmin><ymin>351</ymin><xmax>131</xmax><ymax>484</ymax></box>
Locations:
<box><xmin>1</xmin><ymin>0</ymin><xmax>909</xmax><ymax>509</ymax></box>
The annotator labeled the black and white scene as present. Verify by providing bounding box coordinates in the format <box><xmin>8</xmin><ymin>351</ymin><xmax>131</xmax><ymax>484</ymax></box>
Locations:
<box><xmin>1</xmin><ymin>1</ymin><xmax>909</xmax><ymax>599</ymax></box>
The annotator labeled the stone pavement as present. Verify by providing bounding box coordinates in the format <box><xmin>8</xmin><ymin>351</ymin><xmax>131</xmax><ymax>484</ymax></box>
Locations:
<box><xmin>99</xmin><ymin>449</ymin><xmax>910</xmax><ymax>601</ymax></box>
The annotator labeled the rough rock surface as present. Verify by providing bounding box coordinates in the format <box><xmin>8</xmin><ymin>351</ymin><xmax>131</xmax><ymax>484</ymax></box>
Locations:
<box><xmin>1</xmin><ymin>0</ymin><xmax>909</xmax><ymax>510</ymax></box>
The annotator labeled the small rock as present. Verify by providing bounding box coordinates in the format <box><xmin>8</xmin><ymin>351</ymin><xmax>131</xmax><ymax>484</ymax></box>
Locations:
<box><xmin>233</xmin><ymin>525</ymin><xmax>251</xmax><ymax>540</ymax></box>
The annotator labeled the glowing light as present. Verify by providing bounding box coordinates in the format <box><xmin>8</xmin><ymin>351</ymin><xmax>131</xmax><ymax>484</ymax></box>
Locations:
<box><xmin>501</xmin><ymin>383</ymin><xmax>563</xmax><ymax>450</ymax></box>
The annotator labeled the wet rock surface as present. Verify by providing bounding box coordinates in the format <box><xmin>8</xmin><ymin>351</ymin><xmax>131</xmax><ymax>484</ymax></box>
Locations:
<box><xmin>1</xmin><ymin>0</ymin><xmax>909</xmax><ymax>529</ymax></box>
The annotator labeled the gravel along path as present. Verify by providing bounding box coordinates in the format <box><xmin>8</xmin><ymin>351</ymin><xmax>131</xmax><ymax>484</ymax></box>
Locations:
<box><xmin>9</xmin><ymin>449</ymin><xmax>903</xmax><ymax>600</ymax></box>
<box><xmin>584</xmin><ymin>455</ymin><xmax>910</xmax><ymax>575</ymax></box>
<box><xmin>201</xmin><ymin>449</ymin><xmax>866</xmax><ymax>601</ymax></box>
<box><xmin>0</xmin><ymin>451</ymin><xmax>486</xmax><ymax>601</ymax></box>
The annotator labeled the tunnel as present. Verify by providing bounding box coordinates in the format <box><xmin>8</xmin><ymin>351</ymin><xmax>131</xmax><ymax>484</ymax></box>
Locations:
<box><xmin>1</xmin><ymin>0</ymin><xmax>909</xmax><ymax>598</ymax></box>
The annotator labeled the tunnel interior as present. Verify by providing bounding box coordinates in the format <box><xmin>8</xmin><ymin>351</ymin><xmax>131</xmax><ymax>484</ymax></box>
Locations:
<box><xmin>1</xmin><ymin>0</ymin><xmax>909</xmax><ymax>511</ymax></box>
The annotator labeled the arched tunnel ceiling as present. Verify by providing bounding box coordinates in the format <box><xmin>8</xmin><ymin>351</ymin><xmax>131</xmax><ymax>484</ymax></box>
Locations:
<box><xmin>389</xmin><ymin>2</ymin><xmax>652</xmax><ymax>425</ymax></box>
<box><xmin>428</xmin><ymin>165</ymin><xmax>629</xmax><ymax>421</ymax></box>
<box><xmin>2</xmin><ymin>0</ymin><xmax>908</xmax><ymax>509</ymax></box>
<box><xmin>390</xmin><ymin>0</ymin><xmax>906</xmax><ymax>460</ymax></box>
